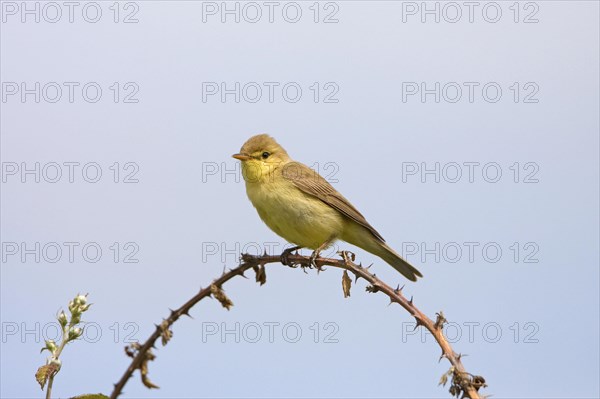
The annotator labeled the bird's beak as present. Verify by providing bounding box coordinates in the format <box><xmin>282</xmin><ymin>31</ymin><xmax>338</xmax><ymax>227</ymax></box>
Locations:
<box><xmin>232</xmin><ymin>153</ymin><xmax>251</xmax><ymax>161</ymax></box>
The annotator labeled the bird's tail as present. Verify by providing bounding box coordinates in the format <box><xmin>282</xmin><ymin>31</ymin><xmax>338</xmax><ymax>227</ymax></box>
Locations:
<box><xmin>376</xmin><ymin>242</ymin><xmax>423</xmax><ymax>282</ymax></box>
<box><xmin>342</xmin><ymin>225</ymin><xmax>423</xmax><ymax>281</ymax></box>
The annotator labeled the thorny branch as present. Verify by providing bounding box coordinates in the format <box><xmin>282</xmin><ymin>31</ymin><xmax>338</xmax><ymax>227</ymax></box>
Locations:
<box><xmin>110</xmin><ymin>251</ymin><xmax>486</xmax><ymax>399</ymax></box>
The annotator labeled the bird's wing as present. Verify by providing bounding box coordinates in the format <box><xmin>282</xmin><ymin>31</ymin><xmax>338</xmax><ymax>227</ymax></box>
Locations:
<box><xmin>281</xmin><ymin>162</ymin><xmax>385</xmax><ymax>242</ymax></box>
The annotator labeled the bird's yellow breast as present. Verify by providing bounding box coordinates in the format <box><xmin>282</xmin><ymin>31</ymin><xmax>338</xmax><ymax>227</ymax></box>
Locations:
<box><xmin>245</xmin><ymin>174</ymin><xmax>344</xmax><ymax>249</ymax></box>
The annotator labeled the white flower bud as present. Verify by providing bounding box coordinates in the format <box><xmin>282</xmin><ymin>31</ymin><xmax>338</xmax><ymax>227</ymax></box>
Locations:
<box><xmin>68</xmin><ymin>327</ymin><xmax>83</xmax><ymax>341</ymax></box>
<box><xmin>74</xmin><ymin>294</ymin><xmax>87</xmax><ymax>306</ymax></box>
<box><xmin>57</xmin><ymin>311</ymin><xmax>68</xmax><ymax>328</ymax></box>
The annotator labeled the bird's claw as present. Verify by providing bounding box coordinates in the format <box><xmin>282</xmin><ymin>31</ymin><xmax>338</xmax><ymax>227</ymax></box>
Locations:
<box><xmin>280</xmin><ymin>246</ymin><xmax>301</xmax><ymax>267</ymax></box>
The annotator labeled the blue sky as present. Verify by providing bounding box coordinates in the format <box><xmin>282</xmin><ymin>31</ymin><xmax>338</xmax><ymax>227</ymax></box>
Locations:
<box><xmin>1</xmin><ymin>1</ymin><xmax>599</xmax><ymax>398</ymax></box>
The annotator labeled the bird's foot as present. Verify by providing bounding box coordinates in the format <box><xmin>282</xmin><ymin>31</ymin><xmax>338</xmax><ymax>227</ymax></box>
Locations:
<box><xmin>308</xmin><ymin>239</ymin><xmax>335</xmax><ymax>272</ymax></box>
<box><xmin>280</xmin><ymin>246</ymin><xmax>302</xmax><ymax>267</ymax></box>
<box><xmin>309</xmin><ymin>250</ymin><xmax>324</xmax><ymax>272</ymax></box>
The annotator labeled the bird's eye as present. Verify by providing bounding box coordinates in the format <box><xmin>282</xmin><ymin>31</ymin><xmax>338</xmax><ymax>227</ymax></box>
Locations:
<box><xmin>261</xmin><ymin>152</ymin><xmax>270</xmax><ymax>159</ymax></box>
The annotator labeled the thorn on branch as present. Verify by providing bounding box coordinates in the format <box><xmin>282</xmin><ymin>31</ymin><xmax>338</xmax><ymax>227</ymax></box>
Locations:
<box><xmin>237</xmin><ymin>269</ymin><xmax>249</xmax><ymax>279</ymax></box>
<box><xmin>412</xmin><ymin>318</ymin><xmax>424</xmax><ymax>331</ymax></box>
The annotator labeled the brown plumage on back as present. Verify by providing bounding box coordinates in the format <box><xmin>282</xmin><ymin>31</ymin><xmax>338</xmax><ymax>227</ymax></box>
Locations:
<box><xmin>281</xmin><ymin>162</ymin><xmax>385</xmax><ymax>242</ymax></box>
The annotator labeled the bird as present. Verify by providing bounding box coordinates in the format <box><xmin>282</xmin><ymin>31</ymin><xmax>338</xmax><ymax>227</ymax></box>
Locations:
<box><xmin>232</xmin><ymin>134</ymin><xmax>423</xmax><ymax>281</ymax></box>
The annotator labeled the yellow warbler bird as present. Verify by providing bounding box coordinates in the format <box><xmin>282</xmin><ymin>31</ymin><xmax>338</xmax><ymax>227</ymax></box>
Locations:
<box><xmin>232</xmin><ymin>134</ymin><xmax>422</xmax><ymax>281</ymax></box>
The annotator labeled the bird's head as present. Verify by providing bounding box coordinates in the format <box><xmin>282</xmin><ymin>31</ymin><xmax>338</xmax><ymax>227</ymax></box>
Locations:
<box><xmin>232</xmin><ymin>134</ymin><xmax>291</xmax><ymax>183</ymax></box>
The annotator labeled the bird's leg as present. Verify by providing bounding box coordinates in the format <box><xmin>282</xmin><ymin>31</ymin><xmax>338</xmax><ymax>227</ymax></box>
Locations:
<box><xmin>310</xmin><ymin>239</ymin><xmax>334</xmax><ymax>271</ymax></box>
<box><xmin>280</xmin><ymin>245</ymin><xmax>302</xmax><ymax>266</ymax></box>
